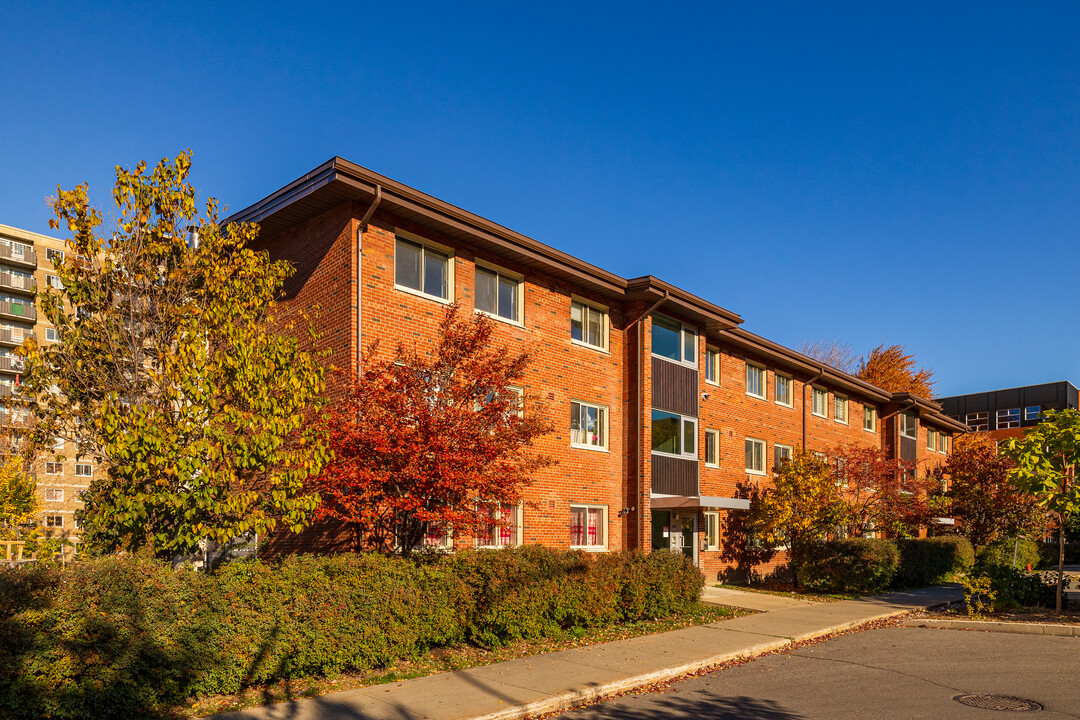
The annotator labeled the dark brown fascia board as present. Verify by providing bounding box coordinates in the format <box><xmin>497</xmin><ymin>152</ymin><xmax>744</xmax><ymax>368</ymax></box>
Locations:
<box><xmin>889</xmin><ymin>392</ymin><xmax>969</xmax><ymax>433</ymax></box>
<box><xmin>227</xmin><ymin>157</ymin><xmax>627</xmax><ymax>296</ymax></box>
<box><xmin>718</xmin><ymin>327</ymin><xmax>893</xmax><ymax>403</ymax></box>
<box><xmin>625</xmin><ymin>275</ymin><xmax>742</xmax><ymax>329</ymax></box>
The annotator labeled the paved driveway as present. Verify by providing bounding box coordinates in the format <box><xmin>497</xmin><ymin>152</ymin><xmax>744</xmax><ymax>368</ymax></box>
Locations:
<box><xmin>556</xmin><ymin>627</ymin><xmax>1080</xmax><ymax>720</ymax></box>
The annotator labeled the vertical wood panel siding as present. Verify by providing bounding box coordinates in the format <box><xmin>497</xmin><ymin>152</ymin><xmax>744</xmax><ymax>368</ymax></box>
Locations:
<box><xmin>651</xmin><ymin>454</ymin><xmax>699</xmax><ymax>496</ymax></box>
<box><xmin>899</xmin><ymin>436</ymin><xmax>917</xmax><ymax>462</ymax></box>
<box><xmin>651</xmin><ymin>357</ymin><xmax>699</xmax><ymax>416</ymax></box>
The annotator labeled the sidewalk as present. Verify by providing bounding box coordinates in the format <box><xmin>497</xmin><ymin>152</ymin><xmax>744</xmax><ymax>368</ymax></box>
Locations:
<box><xmin>211</xmin><ymin>585</ymin><xmax>961</xmax><ymax>720</ymax></box>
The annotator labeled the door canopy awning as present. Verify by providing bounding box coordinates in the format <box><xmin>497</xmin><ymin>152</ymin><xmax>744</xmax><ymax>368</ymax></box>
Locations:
<box><xmin>650</xmin><ymin>495</ymin><xmax>751</xmax><ymax>510</ymax></box>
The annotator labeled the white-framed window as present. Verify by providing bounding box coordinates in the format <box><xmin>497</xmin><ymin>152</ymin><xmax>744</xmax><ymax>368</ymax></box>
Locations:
<box><xmin>927</xmin><ymin>428</ymin><xmax>938</xmax><ymax>451</ymax></box>
<box><xmin>44</xmin><ymin>461</ymin><xmax>62</xmax><ymax>475</ymax></box>
<box><xmin>474</xmin><ymin>263</ymin><xmax>522</xmax><ymax>324</ymax></box>
<box><xmin>864</xmin><ymin>405</ymin><xmax>877</xmax><ymax>432</ymax></box>
<box><xmin>395</xmin><ymin>233</ymin><xmax>452</xmax><ymax>301</ymax></box>
<box><xmin>705</xmin><ymin>347</ymin><xmax>720</xmax><ymax>385</ymax></box>
<box><xmin>812</xmin><ymin>387</ymin><xmax>828</xmax><ymax>417</ymax></box>
<box><xmin>745</xmin><ymin>362</ymin><xmax>766</xmax><ymax>400</ymax></box>
<box><xmin>651</xmin><ymin>314</ymin><xmax>697</xmax><ymax>367</ymax></box>
<box><xmin>45</xmin><ymin>327</ymin><xmax>59</xmax><ymax>343</ymax></box>
<box><xmin>570</xmin><ymin>504</ymin><xmax>607</xmax><ymax>550</ymax></box>
<box><xmin>51</xmin><ymin>436</ymin><xmax>64</xmax><ymax>451</ymax></box>
<box><xmin>774</xmin><ymin>443</ymin><xmax>794</xmax><ymax>472</ymax></box>
<box><xmin>997</xmin><ymin>408</ymin><xmax>1020</xmax><ymax>429</ymax></box>
<box><xmin>704</xmin><ymin>428</ymin><xmax>719</xmax><ymax>467</ymax></box>
<box><xmin>75</xmin><ymin>463</ymin><xmax>92</xmax><ymax>477</ymax></box>
<box><xmin>703</xmin><ymin>511</ymin><xmax>720</xmax><ymax>551</ymax></box>
<box><xmin>420</xmin><ymin>522</ymin><xmax>453</xmax><ymax>550</ymax></box>
<box><xmin>45</xmin><ymin>514</ymin><xmax>63</xmax><ymax>528</ymax></box>
<box><xmin>965</xmin><ymin>411</ymin><xmax>989</xmax><ymax>431</ymax></box>
<box><xmin>570</xmin><ymin>298</ymin><xmax>608</xmax><ymax>351</ymax></box>
<box><xmin>774</xmin><ymin>373</ymin><xmax>793</xmax><ymax>407</ymax></box>
<box><xmin>46</xmin><ymin>274</ymin><xmax>63</xmax><ymax>290</ymax></box>
<box><xmin>44</xmin><ymin>488</ymin><xmax>63</xmax><ymax>502</ymax></box>
<box><xmin>938</xmin><ymin>433</ymin><xmax>949</xmax><ymax>453</ymax></box>
<box><xmin>1024</xmin><ymin>405</ymin><xmax>1041</xmax><ymax>422</ymax></box>
<box><xmin>900</xmin><ymin>412</ymin><xmax>917</xmax><ymax>439</ymax></box>
<box><xmin>833</xmin><ymin>395</ymin><xmax>848</xmax><ymax>424</ymax></box>
<box><xmin>46</xmin><ymin>248</ymin><xmax>65</xmax><ymax>266</ymax></box>
<box><xmin>476</xmin><ymin>503</ymin><xmax>522</xmax><ymax>548</ymax></box>
<box><xmin>652</xmin><ymin>409</ymin><xmax>697</xmax><ymax>459</ymax></box>
<box><xmin>570</xmin><ymin>401</ymin><xmax>607</xmax><ymax>450</ymax></box>
<box><xmin>745</xmin><ymin>437</ymin><xmax>766</xmax><ymax>475</ymax></box>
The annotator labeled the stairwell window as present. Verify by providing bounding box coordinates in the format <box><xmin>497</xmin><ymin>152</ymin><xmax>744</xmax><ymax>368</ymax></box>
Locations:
<box><xmin>900</xmin><ymin>412</ymin><xmax>917</xmax><ymax>439</ymax></box>
<box><xmin>45</xmin><ymin>488</ymin><xmax>63</xmax><ymax>502</ymax></box>
<box><xmin>652</xmin><ymin>410</ymin><xmax>696</xmax><ymax>459</ymax></box>
<box><xmin>46</xmin><ymin>515</ymin><xmax>63</xmax><ymax>528</ymax></box>
<box><xmin>570</xmin><ymin>299</ymin><xmax>608</xmax><ymax>350</ymax></box>
<box><xmin>395</xmin><ymin>234</ymin><xmax>452</xmax><ymax>301</ymax></box>
<box><xmin>651</xmin><ymin>314</ymin><xmax>696</xmax><ymax>367</ymax></box>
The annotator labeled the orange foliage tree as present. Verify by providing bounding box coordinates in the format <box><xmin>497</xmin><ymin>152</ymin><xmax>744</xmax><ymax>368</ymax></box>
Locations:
<box><xmin>308</xmin><ymin>305</ymin><xmax>555</xmax><ymax>554</ymax></box>
<box><xmin>855</xmin><ymin>343</ymin><xmax>936</xmax><ymax>397</ymax></box>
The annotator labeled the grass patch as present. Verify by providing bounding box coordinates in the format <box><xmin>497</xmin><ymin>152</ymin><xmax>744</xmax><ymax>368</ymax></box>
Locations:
<box><xmin>715</xmin><ymin>583</ymin><xmax>861</xmax><ymax>602</ymax></box>
<box><xmin>182</xmin><ymin>602</ymin><xmax>750</xmax><ymax>718</ymax></box>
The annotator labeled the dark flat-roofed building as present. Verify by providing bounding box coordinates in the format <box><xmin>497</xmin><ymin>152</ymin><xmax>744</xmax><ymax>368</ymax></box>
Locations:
<box><xmin>939</xmin><ymin>381</ymin><xmax>1079</xmax><ymax>440</ymax></box>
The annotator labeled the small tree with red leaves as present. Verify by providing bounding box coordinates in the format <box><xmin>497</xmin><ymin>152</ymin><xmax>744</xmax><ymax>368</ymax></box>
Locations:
<box><xmin>310</xmin><ymin>305</ymin><xmax>555</xmax><ymax>554</ymax></box>
<box><xmin>827</xmin><ymin>444</ymin><xmax>939</xmax><ymax>538</ymax></box>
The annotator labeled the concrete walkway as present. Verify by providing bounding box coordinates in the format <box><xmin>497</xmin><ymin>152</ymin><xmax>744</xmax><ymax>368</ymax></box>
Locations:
<box><xmin>211</xmin><ymin>585</ymin><xmax>961</xmax><ymax>720</ymax></box>
<box><xmin>699</xmin><ymin>585</ymin><xmax>817</xmax><ymax>611</ymax></box>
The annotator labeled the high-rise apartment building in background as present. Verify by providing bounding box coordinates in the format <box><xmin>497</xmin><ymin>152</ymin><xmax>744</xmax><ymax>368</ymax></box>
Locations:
<box><xmin>0</xmin><ymin>223</ymin><xmax>85</xmax><ymax>558</ymax></box>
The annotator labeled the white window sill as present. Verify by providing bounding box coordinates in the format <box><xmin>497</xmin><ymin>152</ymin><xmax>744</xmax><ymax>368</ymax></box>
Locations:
<box><xmin>704</xmin><ymin>462</ymin><xmax>719</xmax><ymax>469</ymax></box>
<box><xmin>775</xmin><ymin>400</ymin><xmax>794</xmax><ymax>409</ymax></box>
<box><xmin>395</xmin><ymin>283</ymin><xmax>452</xmax><ymax>305</ymax></box>
<box><xmin>570</xmin><ymin>338</ymin><xmax>609</xmax><ymax>354</ymax></box>
<box><xmin>746</xmin><ymin>392</ymin><xmax>767</xmax><ymax>401</ymax></box>
<box><xmin>571</xmin><ymin>443</ymin><xmax>609</xmax><ymax>453</ymax></box>
<box><xmin>705</xmin><ymin>378</ymin><xmax>720</xmax><ymax>387</ymax></box>
<box><xmin>474</xmin><ymin>308</ymin><xmax>524</xmax><ymax>328</ymax></box>
<box><xmin>570</xmin><ymin>546</ymin><xmax>609</xmax><ymax>553</ymax></box>
<box><xmin>745</xmin><ymin>469</ymin><xmax>767</xmax><ymax>476</ymax></box>
<box><xmin>833</xmin><ymin>419</ymin><xmax>848</xmax><ymax>425</ymax></box>
<box><xmin>863</xmin><ymin>427</ymin><xmax>877</xmax><ymax>433</ymax></box>
<box><xmin>811</xmin><ymin>412</ymin><xmax>828</xmax><ymax>419</ymax></box>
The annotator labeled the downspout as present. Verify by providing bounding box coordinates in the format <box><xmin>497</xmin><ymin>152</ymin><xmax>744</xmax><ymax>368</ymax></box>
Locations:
<box><xmin>629</xmin><ymin>290</ymin><xmax>669</xmax><ymax>551</ymax></box>
<box><xmin>356</xmin><ymin>186</ymin><xmax>382</xmax><ymax>373</ymax></box>
<box><xmin>802</xmin><ymin>366</ymin><xmax>826</xmax><ymax>450</ymax></box>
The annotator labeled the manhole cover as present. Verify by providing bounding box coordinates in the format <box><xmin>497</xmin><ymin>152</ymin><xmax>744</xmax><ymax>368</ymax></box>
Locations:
<box><xmin>954</xmin><ymin>694</ymin><xmax>1043</xmax><ymax>711</ymax></box>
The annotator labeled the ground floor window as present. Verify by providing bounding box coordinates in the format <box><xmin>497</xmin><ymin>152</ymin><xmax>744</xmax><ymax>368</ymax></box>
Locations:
<box><xmin>477</xmin><ymin>503</ymin><xmax>521</xmax><ymax>548</ymax></box>
<box><xmin>570</xmin><ymin>504</ymin><xmax>607</xmax><ymax>549</ymax></box>
<box><xmin>703</xmin><ymin>511</ymin><xmax>720</xmax><ymax>550</ymax></box>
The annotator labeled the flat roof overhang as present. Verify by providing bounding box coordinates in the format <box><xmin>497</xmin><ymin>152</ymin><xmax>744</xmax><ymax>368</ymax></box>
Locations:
<box><xmin>650</xmin><ymin>494</ymin><xmax>751</xmax><ymax>510</ymax></box>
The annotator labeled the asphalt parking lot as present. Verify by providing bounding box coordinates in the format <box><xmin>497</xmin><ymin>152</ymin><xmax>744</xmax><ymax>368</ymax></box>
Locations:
<box><xmin>555</xmin><ymin>626</ymin><xmax>1080</xmax><ymax>720</ymax></box>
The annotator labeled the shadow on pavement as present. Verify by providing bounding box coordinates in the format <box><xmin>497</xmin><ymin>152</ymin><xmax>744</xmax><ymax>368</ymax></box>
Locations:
<box><xmin>566</xmin><ymin>692</ymin><xmax>805</xmax><ymax>720</ymax></box>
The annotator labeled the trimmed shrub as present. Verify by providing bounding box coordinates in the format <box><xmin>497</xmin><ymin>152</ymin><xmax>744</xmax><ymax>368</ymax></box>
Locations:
<box><xmin>978</xmin><ymin>565</ymin><xmax>1056</xmax><ymax>611</ymax></box>
<box><xmin>1037</xmin><ymin>540</ymin><xmax>1080</xmax><ymax>567</ymax></box>
<box><xmin>0</xmin><ymin>547</ymin><xmax>703</xmax><ymax>719</ymax></box>
<box><xmin>977</xmin><ymin>538</ymin><xmax>1042</xmax><ymax>571</ymax></box>
<box><xmin>894</xmin><ymin>537</ymin><xmax>974</xmax><ymax>588</ymax></box>
<box><xmin>796</xmin><ymin>539</ymin><xmax>900</xmax><ymax>594</ymax></box>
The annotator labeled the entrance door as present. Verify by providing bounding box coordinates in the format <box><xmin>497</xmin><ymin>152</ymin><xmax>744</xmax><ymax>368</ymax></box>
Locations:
<box><xmin>678</xmin><ymin>516</ymin><xmax>695</xmax><ymax>561</ymax></box>
<box><xmin>651</xmin><ymin>510</ymin><xmax>671</xmax><ymax>551</ymax></box>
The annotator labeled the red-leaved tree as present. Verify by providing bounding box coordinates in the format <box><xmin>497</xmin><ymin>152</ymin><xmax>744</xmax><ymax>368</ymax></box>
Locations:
<box><xmin>309</xmin><ymin>304</ymin><xmax>555</xmax><ymax>554</ymax></box>
<box><xmin>827</xmin><ymin>444</ymin><xmax>940</xmax><ymax>538</ymax></box>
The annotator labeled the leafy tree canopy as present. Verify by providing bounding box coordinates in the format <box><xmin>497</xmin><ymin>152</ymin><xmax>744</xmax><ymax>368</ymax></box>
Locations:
<box><xmin>855</xmin><ymin>343</ymin><xmax>935</xmax><ymax>397</ymax></box>
<box><xmin>22</xmin><ymin>152</ymin><xmax>330</xmax><ymax>558</ymax></box>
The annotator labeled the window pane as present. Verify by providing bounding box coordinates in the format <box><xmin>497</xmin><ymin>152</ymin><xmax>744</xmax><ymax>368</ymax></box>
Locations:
<box><xmin>395</xmin><ymin>238</ymin><xmax>422</xmax><ymax>290</ymax></box>
<box><xmin>586</xmin><ymin>306</ymin><xmax>603</xmax><ymax>347</ymax></box>
<box><xmin>570</xmin><ymin>301</ymin><xmax>583</xmax><ymax>342</ymax></box>
<box><xmin>570</xmin><ymin>402</ymin><xmax>581</xmax><ymax>444</ymax></box>
<box><xmin>745</xmin><ymin>439</ymin><xmax>755</xmax><ymax>470</ymax></box>
<box><xmin>475</xmin><ymin>267</ymin><xmax>497</xmax><ymax>314</ymax></box>
<box><xmin>705</xmin><ymin>431</ymin><xmax>716</xmax><ymax>464</ymax></box>
<box><xmin>652</xmin><ymin>315</ymin><xmax>681</xmax><ymax>360</ymax></box>
<box><xmin>587</xmin><ymin>508</ymin><xmax>601</xmax><ymax>545</ymax></box>
<box><xmin>497</xmin><ymin>275</ymin><xmax>517</xmax><ymax>320</ymax></box>
<box><xmin>423</xmin><ymin>248</ymin><xmax>448</xmax><ymax>298</ymax></box>
<box><xmin>776</xmin><ymin>375</ymin><xmax>790</xmax><ymax>404</ymax></box>
<box><xmin>652</xmin><ymin>410</ymin><xmax>680</xmax><ymax>454</ymax></box>
<box><xmin>682</xmin><ymin>418</ymin><xmax>695</xmax><ymax>455</ymax></box>
<box><xmin>746</xmin><ymin>365</ymin><xmax>763</xmax><ymax>396</ymax></box>
<box><xmin>570</xmin><ymin>507</ymin><xmax>585</xmax><ymax>545</ymax></box>
<box><xmin>682</xmin><ymin>328</ymin><xmax>696</xmax><ymax>364</ymax></box>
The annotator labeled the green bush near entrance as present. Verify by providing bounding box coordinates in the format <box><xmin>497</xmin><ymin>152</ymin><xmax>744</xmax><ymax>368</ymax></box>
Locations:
<box><xmin>0</xmin><ymin>547</ymin><xmax>703</xmax><ymax>719</ymax></box>
<box><xmin>894</xmin><ymin>537</ymin><xmax>974</xmax><ymax>588</ymax></box>
<box><xmin>796</xmin><ymin>539</ymin><xmax>900</xmax><ymax>593</ymax></box>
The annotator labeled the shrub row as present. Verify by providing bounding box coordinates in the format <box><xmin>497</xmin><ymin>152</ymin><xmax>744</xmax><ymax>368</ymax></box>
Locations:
<box><xmin>0</xmin><ymin>547</ymin><xmax>703</xmax><ymax>720</ymax></box>
<box><xmin>795</xmin><ymin>537</ymin><xmax>974</xmax><ymax>594</ymax></box>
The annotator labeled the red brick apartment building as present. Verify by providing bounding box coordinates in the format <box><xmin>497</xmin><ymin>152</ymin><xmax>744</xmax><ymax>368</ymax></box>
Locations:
<box><xmin>228</xmin><ymin>158</ymin><xmax>967</xmax><ymax>580</ymax></box>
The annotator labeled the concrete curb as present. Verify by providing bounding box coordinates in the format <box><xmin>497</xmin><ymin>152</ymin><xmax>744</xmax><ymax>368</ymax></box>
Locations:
<box><xmin>466</xmin><ymin>608</ymin><xmax>924</xmax><ymax>720</ymax></box>
<box><xmin>900</xmin><ymin>618</ymin><xmax>1080</xmax><ymax>637</ymax></box>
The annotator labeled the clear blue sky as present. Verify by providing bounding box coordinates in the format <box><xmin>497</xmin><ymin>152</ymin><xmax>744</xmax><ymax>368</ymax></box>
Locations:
<box><xmin>3</xmin><ymin>1</ymin><xmax>1078</xmax><ymax>396</ymax></box>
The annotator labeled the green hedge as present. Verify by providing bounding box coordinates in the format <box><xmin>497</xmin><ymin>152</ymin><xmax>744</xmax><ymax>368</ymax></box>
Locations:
<box><xmin>894</xmin><ymin>537</ymin><xmax>974</xmax><ymax>588</ymax></box>
<box><xmin>976</xmin><ymin>538</ymin><xmax>1042</xmax><ymax>571</ymax></box>
<box><xmin>796</xmin><ymin>539</ymin><xmax>900</xmax><ymax>593</ymax></box>
<box><xmin>0</xmin><ymin>547</ymin><xmax>703</xmax><ymax>719</ymax></box>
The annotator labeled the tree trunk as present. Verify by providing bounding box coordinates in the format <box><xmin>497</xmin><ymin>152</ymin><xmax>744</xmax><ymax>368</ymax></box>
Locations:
<box><xmin>1056</xmin><ymin>515</ymin><xmax>1065</xmax><ymax>615</ymax></box>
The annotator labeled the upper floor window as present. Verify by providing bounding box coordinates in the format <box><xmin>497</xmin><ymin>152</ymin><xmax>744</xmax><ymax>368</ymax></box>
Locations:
<box><xmin>474</xmin><ymin>264</ymin><xmax>521</xmax><ymax>323</ymax></box>
<box><xmin>775</xmin><ymin>373</ymin><xmax>793</xmax><ymax>407</ymax></box>
<box><xmin>704</xmin><ymin>348</ymin><xmax>720</xmax><ymax>384</ymax></box>
<box><xmin>652</xmin><ymin>409</ymin><xmax>696</xmax><ymax>459</ymax></box>
<box><xmin>864</xmin><ymin>406</ymin><xmax>877</xmax><ymax>432</ymax></box>
<box><xmin>774</xmin><ymin>443</ymin><xmax>794</xmax><ymax>471</ymax></box>
<box><xmin>651</xmin><ymin>314</ymin><xmax>696</xmax><ymax>367</ymax></box>
<box><xmin>570</xmin><ymin>401</ymin><xmax>607</xmax><ymax>450</ymax></box>
<box><xmin>745</xmin><ymin>362</ymin><xmax>766</xmax><ymax>399</ymax></box>
<box><xmin>745</xmin><ymin>437</ymin><xmax>766</xmax><ymax>475</ymax></box>
<box><xmin>570</xmin><ymin>299</ymin><xmax>608</xmax><ymax>350</ymax></box>
<box><xmin>1024</xmin><ymin>405</ymin><xmax>1041</xmax><ymax>422</ymax></box>
<box><xmin>75</xmin><ymin>463</ymin><xmax>92</xmax><ymax>477</ymax></box>
<box><xmin>45</xmin><ymin>461</ymin><xmax>62</xmax><ymax>475</ymax></box>
<box><xmin>395</xmin><ymin>235</ymin><xmax>451</xmax><ymax>301</ymax></box>
<box><xmin>997</xmin><ymin>408</ymin><xmax>1020</xmax><ymax>430</ymax></box>
<box><xmin>812</xmin><ymin>387</ymin><xmax>828</xmax><ymax>417</ymax></box>
<box><xmin>900</xmin><ymin>412</ymin><xmax>917</xmax><ymax>439</ymax></box>
<box><xmin>45</xmin><ymin>327</ymin><xmax>59</xmax><ymax>343</ymax></box>
<box><xmin>704</xmin><ymin>428</ymin><xmax>719</xmax><ymax>467</ymax></box>
<box><xmin>965</xmin><ymin>411</ymin><xmax>989</xmax><ymax>431</ymax></box>
<box><xmin>938</xmin><ymin>433</ymin><xmax>949</xmax><ymax>453</ymax></box>
<box><xmin>927</xmin><ymin>428</ymin><xmax>938</xmax><ymax>450</ymax></box>
<box><xmin>833</xmin><ymin>395</ymin><xmax>848</xmax><ymax>424</ymax></box>
<box><xmin>44</xmin><ymin>488</ymin><xmax>63</xmax><ymax>502</ymax></box>
<box><xmin>46</xmin><ymin>248</ymin><xmax>65</xmax><ymax>266</ymax></box>
<box><xmin>45</xmin><ymin>514</ymin><xmax>63</xmax><ymax>528</ymax></box>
